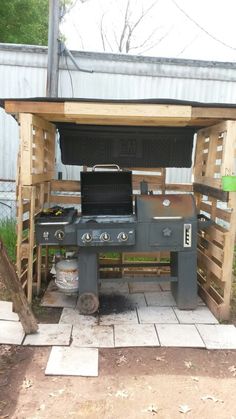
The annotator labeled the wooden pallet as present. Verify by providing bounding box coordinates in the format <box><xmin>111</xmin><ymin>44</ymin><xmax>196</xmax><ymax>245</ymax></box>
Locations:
<box><xmin>194</xmin><ymin>120</ymin><xmax>236</xmax><ymax>320</ymax></box>
<box><xmin>19</xmin><ymin>113</ymin><xmax>56</xmax><ymax>185</ymax></box>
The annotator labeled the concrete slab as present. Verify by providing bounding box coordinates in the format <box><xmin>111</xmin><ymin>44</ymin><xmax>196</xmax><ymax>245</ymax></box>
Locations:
<box><xmin>198</xmin><ymin>296</ymin><xmax>206</xmax><ymax>306</ymax></box>
<box><xmin>59</xmin><ymin>308</ymin><xmax>98</xmax><ymax>326</ymax></box>
<box><xmin>114</xmin><ymin>324</ymin><xmax>159</xmax><ymax>347</ymax></box>
<box><xmin>174</xmin><ymin>306</ymin><xmax>218</xmax><ymax>324</ymax></box>
<box><xmin>129</xmin><ymin>281</ymin><xmax>161</xmax><ymax>293</ymax></box>
<box><xmin>0</xmin><ymin>301</ymin><xmax>13</xmax><ymax>311</ymax></box>
<box><xmin>100</xmin><ymin>280</ymin><xmax>129</xmax><ymax>294</ymax></box>
<box><xmin>159</xmin><ymin>282</ymin><xmax>171</xmax><ymax>291</ymax></box>
<box><xmin>72</xmin><ymin>325</ymin><xmax>114</xmax><ymax>348</ymax></box>
<box><xmin>156</xmin><ymin>324</ymin><xmax>205</xmax><ymax>348</ymax></box>
<box><xmin>137</xmin><ymin>306</ymin><xmax>178</xmax><ymax>324</ymax></box>
<box><xmin>196</xmin><ymin>324</ymin><xmax>236</xmax><ymax>349</ymax></box>
<box><xmin>145</xmin><ymin>291</ymin><xmax>176</xmax><ymax>307</ymax></box>
<box><xmin>0</xmin><ymin>309</ymin><xmax>19</xmax><ymax>322</ymax></box>
<box><xmin>45</xmin><ymin>346</ymin><xmax>98</xmax><ymax>376</ymax></box>
<box><xmin>23</xmin><ymin>324</ymin><xmax>72</xmax><ymax>346</ymax></box>
<box><xmin>100</xmin><ymin>309</ymin><xmax>139</xmax><ymax>326</ymax></box>
<box><xmin>122</xmin><ymin>293</ymin><xmax>147</xmax><ymax>308</ymax></box>
<box><xmin>41</xmin><ymin>290</ymin><xmax>77</xmax><ymax>308</ymax></box>
<box><xmin>0</xmin><ymin>320</ymin><xmax>25</xmax><ymax>345</ymax></box>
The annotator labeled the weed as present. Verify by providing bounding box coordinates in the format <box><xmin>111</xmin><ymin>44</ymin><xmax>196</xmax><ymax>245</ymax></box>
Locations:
<box><xmin>0</xmin><ymin>218</ymin><xmax>16</xmax><ymax>263</ymax></box>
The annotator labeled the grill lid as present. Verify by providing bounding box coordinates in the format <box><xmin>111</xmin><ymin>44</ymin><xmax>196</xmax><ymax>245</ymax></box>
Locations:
<box><xmin>136</xmin><ymin>194</ymin><xmax>197</xmax><ymax>221</ymax></box>
<box><xmin>81</xmin><ymin>166</ymin><xmax>133</xmax><ymax>216</ymax></box>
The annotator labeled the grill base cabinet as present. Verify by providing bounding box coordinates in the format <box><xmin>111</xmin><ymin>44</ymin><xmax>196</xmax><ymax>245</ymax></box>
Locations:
<box><xmin>36</xmin><ymin>191</ymin><xmax>199</xmax><ymax>314</ymax></box>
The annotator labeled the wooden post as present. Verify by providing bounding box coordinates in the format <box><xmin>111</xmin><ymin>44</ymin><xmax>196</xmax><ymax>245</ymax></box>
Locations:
<box><xmin>0</xmin><ymin>240</ymin><xmax>38</xmax><ymax>334</ymax></box>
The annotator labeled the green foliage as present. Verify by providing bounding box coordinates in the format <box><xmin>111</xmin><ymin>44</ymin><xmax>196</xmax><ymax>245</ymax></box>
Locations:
<box><xmin>0</xmin><ymin>218</ymin><xmax>17</xmax><ymax>263</ymax></box>
<box><xmin>0</xmin><ymin>0</ymin><xmax>48</xmax><ymax>45</ymax></box>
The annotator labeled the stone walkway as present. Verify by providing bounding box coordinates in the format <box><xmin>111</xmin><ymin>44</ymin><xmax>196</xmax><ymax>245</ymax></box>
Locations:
<box><xmin>1</xmin><ymin>280</ymin><xmax>236</xmax><ymax>376</ymax></box>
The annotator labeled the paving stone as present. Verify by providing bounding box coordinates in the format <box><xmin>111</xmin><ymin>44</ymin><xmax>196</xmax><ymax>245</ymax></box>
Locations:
<box><xmin>72</xmin><ymin>325</ymin><xmax>114</xmax><ymax>348</ymax></box>
<box><xmin>159</xmin><ymin>282</ymin><xmax>171</xmax><ymax>291</ymax></box>
<box><xmin>0</xmin><ymin>309</ymin><xmax>19</xmax><ymax>322</ymax></box>
<box><xmin>0</xmin><ymin>320</ymin><xmax>25</xmax><ymax>345</ymax></box>
<box><xmin>23</xmin><ymin>324</ymin><xmax>72</xmax><ymax>346</ymax></box>
<box><xmin>100</xmin><ymin>309</ymin><xmax>139</xmax><ymax>326</ymax></box>
<box><xmin>196</xmin><ymin>324</ymin><xmax>236</xmax><ymax>349</ymax></box>
<box><xmin>0</xmin><ymin>301</ymin><xmax>19</xmax><ymax>321</ymax></box>
<box><xmin>137</xmin><ymin>306</ymin><xmax>178</xmax><ymax>324</ymax></box>
<box><xmin>41</xmin><ymin>290</ymin><xmax>77</xmax><ymax>308</ymax></box>
<box><xmin>100</xmin><ymin>280</ymin><xmax>129</xmax><ymax>294</ymax></box>
<box><xmin>114</xmin><ymin>324</ymin><xmax>159</xmax><ymax>347</ymax></box>
<box><xmin>145</xmin><ymin>291</ymin><xmax>176</xmax><ymax>307</ymax></box>
<box><xmin>156</xmin><ymin>324</ymin><xmax>205</xmax><ymax>348</ymax></box>
<box><xmin>198</xmin><ymin>296</ymin><xmax>206</xmax><ymax>306</ymax></box>
<box><xmin>45</xmin><ymin>346</ymin><xmax>98</xmax><ymax>376</ymax></box>
<box><xmin>122</xmin><ymin>293</ymin><xmax>147</xmax><ymax>308</ymax></box>
<box><xmin>174</xmin><ymin>306</ymin><xmax>218</xmax><ymax>324</ymax></box>
<box><xmin>59</xmin><ymin>308</ymin><xmax>98</xmax><ymax>326</ymax></box>
<box><xmin>129</xmin><ymin>281</ymin><xmax>161</xmax><ymax>293</ymax></box>
<box><xmin>0</xmin><ymin>301</ymin><xmax>13</xmax><ymax>311</ymax></box>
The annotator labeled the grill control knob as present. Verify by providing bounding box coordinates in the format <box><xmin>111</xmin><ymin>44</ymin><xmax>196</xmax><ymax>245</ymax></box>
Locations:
<box><xmin>100</xmin><ymin>232</ymin><xmax>110</xmax><ymax>242</ymax></box>
<box><xmin>118</xmin><ymin>232</ymin><xmax>128</xmax><ymax>242</ymax></box>
<box><xmin>55</xmin><ymin>230</ymin><xmax>65</xmax><ymax>240</ymax></box>
<box><xmin>82</xmin><ymin>232</ymin><xmax>92</xmax><ymax>243</ymax></box>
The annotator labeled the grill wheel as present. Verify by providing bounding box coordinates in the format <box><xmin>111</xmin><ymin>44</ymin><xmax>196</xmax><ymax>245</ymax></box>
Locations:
<box><xmin>78</xmin><ymin>292</ymin><xmax>99</xmax><ymax>314</ymax></box>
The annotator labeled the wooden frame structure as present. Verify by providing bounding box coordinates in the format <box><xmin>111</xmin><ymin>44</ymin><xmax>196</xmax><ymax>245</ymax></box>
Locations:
<box><xmin>3</xmin><ymin>99</ymin><xmax>236</xmax><ymax>320</ymax></box>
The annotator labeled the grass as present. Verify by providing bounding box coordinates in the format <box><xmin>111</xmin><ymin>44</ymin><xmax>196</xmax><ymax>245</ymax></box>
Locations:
<box><xmin>0</xmin><ymin>218</ymin><xmax>17</xmax><ymax>263</ymax></box>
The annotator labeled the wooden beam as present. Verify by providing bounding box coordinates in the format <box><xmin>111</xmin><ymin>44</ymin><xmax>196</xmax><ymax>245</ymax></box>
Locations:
<box><xmin>193</xmin><ymin>183</ymin><xmax>229</xmax><ymax>201</ymax></box>
<box><xmin>192</xmin><ymin>107</ymin><xmax>236</xmax><ymax>119</ymax></box>
<box><xmin>0</xmin><ymin>240</ymin><xmax>38</xmax><ymax>334</ymax></box>
<box><xmin>4</xmin><ymin>100</ymin><xmax>64</xmax><ymax>115</ymax></box>
<box><xmin>63</xmin><ymin>102</ymin><xmax>192</xmax><ymax>126</ymax></box>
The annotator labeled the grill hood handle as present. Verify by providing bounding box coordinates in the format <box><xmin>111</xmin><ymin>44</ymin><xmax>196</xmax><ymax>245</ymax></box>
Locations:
<box><xmin>92</xmin><ymin>164</ymin><xmax>121</xmax><ymax>172</ymax></box>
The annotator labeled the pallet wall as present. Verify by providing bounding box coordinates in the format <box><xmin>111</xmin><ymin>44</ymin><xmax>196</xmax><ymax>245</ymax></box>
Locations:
<box><xmin>15</xmin><ymin>113</ymin><xmax>236</xmax><ymax>320</ymax></box>
<box><xmin>16</xmin><ymin>113</ymin><xmax>56</xmax><ymax>301</ymax></box>
<box><xmin>194</xmin><ymin>120</ymin><xmax>236</xmax><ymax>320</ymax></box>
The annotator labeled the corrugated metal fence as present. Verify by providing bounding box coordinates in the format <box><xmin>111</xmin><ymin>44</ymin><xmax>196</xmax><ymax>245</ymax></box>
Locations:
<box><xmin>1</xmin><ymin>43</ymin><xmax>236</xmax><ymax>218</ymax></box>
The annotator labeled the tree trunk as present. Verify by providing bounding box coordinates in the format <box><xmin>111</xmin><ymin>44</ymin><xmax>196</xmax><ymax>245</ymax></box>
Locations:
<box><xmin>0</xmin><ymin>240</ymin><xmax>38</xmax><ymax>334</ymax></box>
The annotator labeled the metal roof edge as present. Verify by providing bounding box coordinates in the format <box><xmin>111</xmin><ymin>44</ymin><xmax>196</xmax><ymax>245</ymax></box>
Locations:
<box><xmin>1</xmin><ymin>43</ymin><xmax>236</xmax><ymax>70</ymax></box>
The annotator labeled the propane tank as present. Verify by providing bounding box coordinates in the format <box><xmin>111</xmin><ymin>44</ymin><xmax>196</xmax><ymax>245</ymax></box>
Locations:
<box><xmin>55</xmin><ymin>258</ymin><xmax>79</xmax><ymax>293</ymax></box>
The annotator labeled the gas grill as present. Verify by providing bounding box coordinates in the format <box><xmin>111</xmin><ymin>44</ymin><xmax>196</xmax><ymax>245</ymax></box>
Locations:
<box><xmin>36</xmin><ymin>165</ymin><xmax>211</xmax><ymax>314</ymax></box>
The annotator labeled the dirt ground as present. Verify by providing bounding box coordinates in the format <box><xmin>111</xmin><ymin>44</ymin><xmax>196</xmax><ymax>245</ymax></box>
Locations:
<box><xmin>1</xmin><ymin>282</ymin><xmax>236</xmax><ymax>419</ymax></box>
<box><xmin>0</xmin><ymin>345</ymin><xmax>236</xmax><ymax>419</ymax></box>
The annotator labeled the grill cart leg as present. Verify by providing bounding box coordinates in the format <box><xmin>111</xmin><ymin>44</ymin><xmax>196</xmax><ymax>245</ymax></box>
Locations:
<box><xmin>170</xmin><ymin>251</ymin><xmax>198</xmax><ymax>310</ymax></box>
<box><xmin>77</xmin><ymin>250</ymin><xmax>99</xmax><ymax>314</ymax></box>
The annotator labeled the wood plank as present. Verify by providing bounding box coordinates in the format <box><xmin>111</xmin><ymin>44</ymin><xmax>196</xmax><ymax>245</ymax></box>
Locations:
<box><xmin>198</xmin><ymin>236</ymin><xmax>224</xmax><ymax>263</ymax></box>
<box><xmin>51</xmin><ymin>180</ymin><xmax>81</xmax><ymax>192</ymax></box>
<box><xmin>192</xmin><ymin>107</ymin><xmax>236</xmax><ymax>119</ymax></box>
<box><xmin>193</xmin><ymin>183</ymin><xmax>229</xmax><ymax>202</ymax></box>
<box><xmin>64</xmin><ymin>102</ymin><xmax>192</xmax><ymax>119</ymax></box>
<box><xmin>165</xmin><ymin>183</ymin><xmax>193</xmax><ymax>192</ymax></box>
<box><xmin>5</xmin><ymin>100</ymin><xmax>64</xmax><ymax>116</ymax></box>
<box><xmin>194</xmin><ymin>176</ymin><xmax>221</xmax><ymax>189</ymax></box>
<box><xmin>197</xmin><ymin>249</ymin><xmax>222</xmax><ymax>280</ymax></box>
<box><xmin>0</xmin><ymin>240</ymin><xmax>38</xmax><ymax>334</ymax></box>
<box><xmin>19</xmin><ymin>114</ymin><xmax>33</xmax><ymax>185</ymax></box>
<box><xmin>198</xmin><ymin>283</ymin><xmax>227</xmax><ymax>320</ymax></box>
<box><xmin>50</xmin><ymin>194</ymin><xmax>81</xmax><ymax>204</ymax></box>
<box><xmin>27</xmin><ymin>186</ymin><xmax>36</xmax><ymax>303</ymax></box>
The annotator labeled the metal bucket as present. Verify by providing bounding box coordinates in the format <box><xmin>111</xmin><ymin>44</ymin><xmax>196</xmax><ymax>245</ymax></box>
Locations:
<box><xmin>55</xmin><ymin>258</ymin><xmax>79</xmax><ymax>293</ymax></box>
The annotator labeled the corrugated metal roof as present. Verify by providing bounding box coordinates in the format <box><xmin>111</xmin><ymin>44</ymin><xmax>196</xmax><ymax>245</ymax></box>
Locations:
<box><xmin>1</xmin><ymin>43</ymin><xmax>236</xmax><ymax>180</ymax></box>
